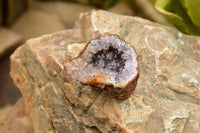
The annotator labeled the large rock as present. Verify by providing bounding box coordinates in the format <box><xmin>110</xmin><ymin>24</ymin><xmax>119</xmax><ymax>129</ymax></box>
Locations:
<box><xmin>0</xmin><ymin>98</ymin><xmax>33</xmax><ymax>133</ymax></box>
<box><xmin>0</xmin><ymin>28</ymin><xmax>22</xmax><ymax>58</ymax></box>
<box><xmin>32</xmin><ymin>1</ymin><xmax>95</xmax><ymax>29</ymax></box>
<box><xmin>10</xmin><ymin>10</ymin><xmax>200</xmax><ymax>133</ymax></box>
<box><xmin>11</xmin><ymin>9</ymin><xmax>66</xmax><ymax>41</ymax></box>
<box><xmin>0</xmin><ymin>55</ymin><xmax>21</xmax><ymax>107</ymax></box>
<box><xmin>107</xmin><ymin>2</ymin><xmax>134</xmax><ymax>16</ymax></box>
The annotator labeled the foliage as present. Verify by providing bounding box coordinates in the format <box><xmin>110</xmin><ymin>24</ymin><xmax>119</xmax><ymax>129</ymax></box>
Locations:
<box><xmin>155</xmin><ymin>0</ymin><xmax>200</xmax><ymax>35</ymax></box>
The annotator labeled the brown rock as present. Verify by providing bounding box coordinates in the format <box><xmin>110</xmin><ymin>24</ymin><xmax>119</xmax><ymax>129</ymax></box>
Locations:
<box><xmin>108</xmin><ymin>2</ymin><xmax>134</xmax><ymax>16</ymax></box>
<box><xmin>0</xmin><ymin>98</ymin><xmax>34</xmax><ymax>133</ymax></box>
<box><xmin>11</xmin><ymin>9</ymin><xmax>66</xmax><ymax>41</ymax></box>
<box><xmin>10</xmin><ymin>10</ymin><xmax>200</xmax><ymax>132</ymax></box>
<box><xmin>0</xmin><ymin>28</ymin><xmax>22</xmax><ymax>58</ymax></box>
<box><xmin>0</xmin><ymin>105</ymin><xmax>12</xmax><ymax>122</ymax></box>
<box><xmin>32</xmin><ymin>1</ymin><xmax>95</xmax><ymax>28</ymax></box>
<box><xmin>0</xmin><ymin>55</ymin><xmax>21</xmax><ymax>107</ymax></box>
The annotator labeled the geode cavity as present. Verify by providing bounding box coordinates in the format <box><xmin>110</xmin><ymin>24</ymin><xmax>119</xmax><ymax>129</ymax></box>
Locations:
<box><xmin>63</xmin><ymin>35</ymin><xmax>139</xmax><ymax>100</ymax></box>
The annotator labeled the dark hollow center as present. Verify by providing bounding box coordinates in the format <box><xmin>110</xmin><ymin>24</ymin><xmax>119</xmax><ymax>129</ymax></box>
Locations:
<box><xmin>90</xmin><ymin>46</ymin><xmax>126</xmax><ymax>73</ymax></box>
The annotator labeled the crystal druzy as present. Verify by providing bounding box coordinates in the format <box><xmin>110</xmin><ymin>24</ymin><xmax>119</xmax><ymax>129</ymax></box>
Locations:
<box><xmin>90</xmin><ymin>46</ymin><xmax>125</xmax><ymax>73</ymax></box>
<box><xmin>63</xmin><ymin>35</ymin><xmax>139</xmax><ymax>100</ymax></box>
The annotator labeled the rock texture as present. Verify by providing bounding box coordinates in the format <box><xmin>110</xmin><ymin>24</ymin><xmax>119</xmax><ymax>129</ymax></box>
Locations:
<box><xmin>10</xmin><ymin>10</ymin><xmax>200</xmax><ymax>133</ymax></box>
<box><xmin>0</xmin><ymin>98</ymin><xmax>33</xmax><ymax>133</ymax></box>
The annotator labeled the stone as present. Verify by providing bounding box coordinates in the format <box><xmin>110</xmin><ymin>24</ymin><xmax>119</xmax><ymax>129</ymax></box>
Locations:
<box><xmin>0</xmin><ymin>98</ymin><xmax>34</xmax><ymax>133</ymax></box>
<box><xmin>0</xmin><ymin>28</ymin><xmax>22</xmax><ymax>58</ymax></box>
<box><xmin>32</xmin><ymin>1</ymin><xmax>95</xmax><ymax>28</ymax></box>
<box><xmin>0</xmin><ymin>105</ymin><xmax>12</xmax><ymax>122</ymax></box>
<box><xmin>11</xmin><ymin>9</ymin><xmax>66</xmax><ymax>40</ymax></box>
<box><xmin>0</xmin><ymin>55</ymin><xmax>21</xmax><ymax>107</ymax></box>
<box><xmin>64</xmin><ymin>35</ymin><xmax>139</xmax><ymax>100</ymax></box>
<box><xmin>10</xmin><ymin>10</ymin><xmax>200</xmax><ymax>132</ymax></box>
<box><xmin>108</xmin><ymin>2</ymin><xmax>134</xmax><ymax>16</ymax></box>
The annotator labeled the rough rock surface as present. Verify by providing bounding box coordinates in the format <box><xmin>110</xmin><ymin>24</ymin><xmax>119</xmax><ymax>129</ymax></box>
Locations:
<box><xmin>10</xmin><ymin>10</ymin><xmax>200</xmax><ymax>133</ymax></box>
<box><xmin>0</xmin><ymin>105</ymin><xmax>12</xmax><ymax>122</ymax></box>
<box><xmin>0</xmin><ymin>98</ymin><xmax>33</xmax><ymax>133</ymax></box>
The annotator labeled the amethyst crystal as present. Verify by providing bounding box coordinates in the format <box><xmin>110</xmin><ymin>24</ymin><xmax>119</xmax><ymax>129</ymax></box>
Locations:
<box><xmin>63</xmin><ymin>35</ymin><xmax>139</xmax><ymax>100</ymax></box>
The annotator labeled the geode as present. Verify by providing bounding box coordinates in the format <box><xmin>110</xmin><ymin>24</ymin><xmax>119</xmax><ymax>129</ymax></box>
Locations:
<box><xmin>63</xmin><ymin>35</ymin><xmax>139</xmax><ymax>100</ymax></box>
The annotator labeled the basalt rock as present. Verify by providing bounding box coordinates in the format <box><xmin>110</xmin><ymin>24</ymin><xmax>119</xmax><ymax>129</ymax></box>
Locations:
<box><xmin>10</xmin><ymin>10</ymin><xmax>200</xmax><ymax>133</ymax></box>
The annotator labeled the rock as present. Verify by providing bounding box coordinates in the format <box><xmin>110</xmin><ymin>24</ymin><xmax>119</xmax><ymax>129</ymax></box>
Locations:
<box><xmin>63</xmin><ymin>35</ymin><xmax>139</xmax><ymax>100</ymax></box>
<box><xmin>0</xmin><ymin>98</ymin><xmax>34</xmax><ymax>133</ymax></box>
<box><xmin>32</xmin><ymin>1</ymin><xmax>95</xmax><ymax>28</ymax></box>
<box><xmin>0</xmin><ymin>28</ymin><xmax>22</xmax><ymax>107</ymax></box>
<box><xmin>0</xmin><ymin>55</ymin><xmax>21</xmax><ymax>107</ymax></box>
<box><xmin>10</xmin><ymin>10</ymin><xmax>200</xmax><ymax>133</ymax></box>
<box><xmin>108</xmin><ymin>2</ymin><xmax>134</xmax><ymax>16</ymax></box>
<box><xmin>0</xmin><ymin>28</ymin><xmax>22</xmax><ymax>58</ymax></box>
<box><xmin>11</xmin><ymin>9</ymin><xmax>66</xmax><ymax>41</ymax></box>
<box><xmin>0</xmin><ymin>105</ymin><xmax>12</xmax><ymax>122</ymax></box>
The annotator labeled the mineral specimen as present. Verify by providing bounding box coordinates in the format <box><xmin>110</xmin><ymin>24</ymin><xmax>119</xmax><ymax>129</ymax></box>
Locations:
<box><xmin>63</xmin><ymin>35</ymin><xmax>139</xmax><ymax>100</ymax></box>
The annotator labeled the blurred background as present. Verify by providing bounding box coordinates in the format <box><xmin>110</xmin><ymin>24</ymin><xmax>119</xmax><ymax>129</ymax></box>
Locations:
<box><xmin>0</xmin><ymin>0</ymin><xmax>199</xmax><ymax>121</ymax></box>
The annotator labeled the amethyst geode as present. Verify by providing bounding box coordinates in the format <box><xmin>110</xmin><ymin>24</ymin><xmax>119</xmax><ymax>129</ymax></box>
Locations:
<box><xmin>63</xmin><ymin>35</ymin><xmax>139</xmax><ymax>100</ymax></box>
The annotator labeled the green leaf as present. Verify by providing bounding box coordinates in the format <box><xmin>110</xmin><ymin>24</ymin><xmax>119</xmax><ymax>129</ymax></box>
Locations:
<box><xmin>155</xmin><ymin>0</ymin><xmax>200</xmax><ymax>35</ymax></box>
<box><xmin>182</xmin><ymin>0</ymin><xmax>200</xmax><ymax>29</ymax></box>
